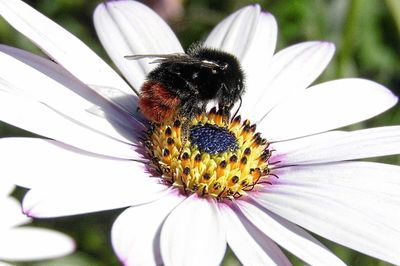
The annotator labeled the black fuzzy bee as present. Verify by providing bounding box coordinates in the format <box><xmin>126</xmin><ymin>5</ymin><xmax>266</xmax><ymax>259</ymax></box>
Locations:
<box><xmin>126</xmin><ymin>45</ymin><xmax>245</xmax><ymax>124</ymax></box>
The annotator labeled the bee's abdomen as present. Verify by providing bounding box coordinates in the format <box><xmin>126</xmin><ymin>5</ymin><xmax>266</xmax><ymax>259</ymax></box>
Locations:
<box><xmin>139</xmin><ymin>81</ymin><xmax>181</xmax><ymax>124</ymax></box>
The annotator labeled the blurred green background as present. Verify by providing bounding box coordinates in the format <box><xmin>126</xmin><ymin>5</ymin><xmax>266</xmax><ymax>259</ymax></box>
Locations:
<box><xmin>0</xmin><ymin>0</ymin><xmax>399</xmax><ymax>265</ymax></box>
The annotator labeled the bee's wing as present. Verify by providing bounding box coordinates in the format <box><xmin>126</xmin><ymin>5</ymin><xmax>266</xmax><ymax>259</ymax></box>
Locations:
<box><xmin>124</xmin><ymin>53</ymin><xmax>222</xmax><ymax>69</ymax></box>
<box><xmin>124</xmin><ymin>53</ymin><xmax>185</xmax><ymax>60</ymax></box>
<box><xmin>124</xmin><ymin>53</ymin><xmax>199</xmax><ymax>65</ymax></box>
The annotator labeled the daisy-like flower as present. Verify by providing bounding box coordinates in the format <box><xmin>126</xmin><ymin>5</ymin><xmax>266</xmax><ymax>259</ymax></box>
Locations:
<box><xmin>0</xmin><ymin>181</ymin><xmax>74</xmax><ymax>265</ymax></box>
<box><xmin>0</xmin><ymin>0</ymin><xmax>399</xmax><ymax>265</ymax></box>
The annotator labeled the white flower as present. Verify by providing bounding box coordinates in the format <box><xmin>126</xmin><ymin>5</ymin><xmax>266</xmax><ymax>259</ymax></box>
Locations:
<box><xmin>0</xmin><ymin>0</ymin><xmax>399</xmax><ymax>265</ymax></box>
<box><xmin>0</xmin><ymin>181</ymin><xmax>74</xmax><ymax>264</ymax></box>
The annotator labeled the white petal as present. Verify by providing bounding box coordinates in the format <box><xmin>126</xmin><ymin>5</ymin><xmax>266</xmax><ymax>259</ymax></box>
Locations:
<box><xmin>0</xmin><ymin>138</ymin><xmax>167</xmax><ymax>217</ymax></box>
<box><xmin>112</xmin><ymin>191</ymin><xmax>184</xmax><ymax>266</ymax></box>
<box><xmin>0</xmin><ymin>181</ymin><xmax>14</xmax><ymax>198</ymax></box>
<box><xmin>0</xmin><ymin>86</ymin><xmax>141</xmax><ymax>159</ymax></box>
<box><xmin>260</xmin><ymin>78</ymin><xmax>398</xmax><ymax>141</ymax></box>
<box><xmin>0</xmin><ymin>0</ymin><xmax>138</xmax><ymax>113</ymax></box>
<box><xmin>94</xmin><ymin>1</ymin><xmax>183</xmax><ymax>91</ymax></box>
<box><xmin>0</xmin><ymin>227</ymin><xmax>74</xmax><ymax>261</ymax></box>
<box><xmin>272</xmin><ymin>162</ymin><xmax>400</xmax><ymax>226</ymax></box>
<box><xmin>239</xmin><ymin>11</ymin><xmax>277</xmax><ymax>64</ymax></box>
<box><xmin>272</xmin><ymin>126</ymin><xmax>400</xmax><ymax>165</ymax></box>
<box><xmin>0</xmin><ymin>46</ymin><xmax>145</xmax><ymax>144</ymax></box>
<box><xmin>205</xmin><ymin>5</ymin><xmax>263</xmax><ymax>60</ymax></box>
<box><xmin>257</xmin><ymin>161</ymin><xmax>400</xmax><ymax>265</ymax></box>
<box><xmin>23</xmin><ymin>179</ymin><xmax>168</xmax><ymax>218</ymax></box>
<box><xmin>244</xmin><ymin>42</ymin><xmax>335</xmax><ymax>120</ymax></box>
<box><xmin>204</xmin><ymin>5</ymin><xmax>277</xmax><ymax>67</ymax></box>
<box><xmin>204</xmin><ymin>5</ymin><xmax>279</xmax><ymax>118</ymax></box>
<box><xmin>240</xmin><ymin>12</ymin><xmax>278</xmax><ymax>112</ymax></box>
<box><xmin>219</xmin><ymin>205</ymin><xmax>291</xmax><ymax>266</ymax></box>
<box><xmin>238</xmin><ymin>201</ymin><xmax>345</xmax><ymax>266</ymax></box>
<box><xmin>160</xmin><ymin>195</ymin><xmax>226</xmax><ymax>266</ymax></box>
<box><xmin>0</xmin><ymin>138</ymin><xmax>138</xmax><ymax>188</ymax></box>
<box><xmin>1</xmin><ymin>196</ymin><xmax>31</xmax><ymax>229</ymax></box>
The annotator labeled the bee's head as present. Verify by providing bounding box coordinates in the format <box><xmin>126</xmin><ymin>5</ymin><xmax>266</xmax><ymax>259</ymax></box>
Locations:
<box><xmin>190</xmin><ymin>46</ymin><xmax>245</xmax><ymax>110</ymax></box>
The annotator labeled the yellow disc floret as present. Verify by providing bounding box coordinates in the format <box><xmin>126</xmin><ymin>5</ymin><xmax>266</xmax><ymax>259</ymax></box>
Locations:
<box><xmin>145</xmin><ymin>108</ymin><xmax>271</xmax><ymax>200</ymax></box>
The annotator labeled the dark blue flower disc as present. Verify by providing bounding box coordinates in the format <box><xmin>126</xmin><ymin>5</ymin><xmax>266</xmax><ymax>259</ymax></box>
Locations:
<box><xmin>189</xmin><ymin>123</ymin><xmax>238</xmax><ymax>154</ymax></box>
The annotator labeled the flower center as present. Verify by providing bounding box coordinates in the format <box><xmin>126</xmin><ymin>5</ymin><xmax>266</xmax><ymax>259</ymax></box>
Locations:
<box><xmin>145</xmin><ymin>108</ymin><xmax>271</xmax><ymax>200</ymax></box>
<box><xmin>190</xmin><ymin>124</ymin><xmax>238</xmax><ymax>154</ymax></box>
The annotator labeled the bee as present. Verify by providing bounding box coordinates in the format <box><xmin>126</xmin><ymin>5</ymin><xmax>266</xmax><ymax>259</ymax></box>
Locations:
<box><xmin>125</xmin><ymin>45</ymin><xmax>245</xmax><ymax>124</ymax></box>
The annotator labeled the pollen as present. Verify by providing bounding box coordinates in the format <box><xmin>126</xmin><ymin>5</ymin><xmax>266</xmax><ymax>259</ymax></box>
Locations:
<box><xmin>145</xmin><ymin>108</ymin><xmax>271</xmax><ymax>200</ymax></box>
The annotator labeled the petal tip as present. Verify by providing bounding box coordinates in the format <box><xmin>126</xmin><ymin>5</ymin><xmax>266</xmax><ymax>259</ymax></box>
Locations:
<box><xmin>241</xmin><ymin>4</ymin><xmax>261</xmax><ymax>13</ymax></box>
<box><xmin>252</xmin><ymin>4</ymin><xmax>262</xmax><ymax>11</ymax></box>
<box><xmin>324</xmin><ymin>41</ymin><xmax>336</xmax><ymax>55</ymax></box>
<box><xmin>261</xmin><ymin>11</ymin><xmax>276</xmax><ymax>19</ymax></box>
<box><xmin>316</xmin><ymin>40</ymin><xmax>336</xmax><ymax>50</ymax></box>
<box><xmin>311</xmin><ymin>41</ymin><xmax>336</xmax><ymax>57</ymax></box>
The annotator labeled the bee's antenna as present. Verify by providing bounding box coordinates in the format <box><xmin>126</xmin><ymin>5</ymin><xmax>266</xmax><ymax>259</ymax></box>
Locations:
<box><xmin>232</xmin><ymin>96</ymin><xmax>242</xmax><ymax>120</ymax></box>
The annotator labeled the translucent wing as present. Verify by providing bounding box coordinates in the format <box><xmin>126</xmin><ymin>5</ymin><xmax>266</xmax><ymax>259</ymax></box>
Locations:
<box><xmin>124</xmin><ymin>53</ymin><xmax>197</xmax><ymax>64</ymax></box>
<box><xmin>124</xmin><ymin>53</ymin><xmax>219</xmax><ymax>68</ymax></box>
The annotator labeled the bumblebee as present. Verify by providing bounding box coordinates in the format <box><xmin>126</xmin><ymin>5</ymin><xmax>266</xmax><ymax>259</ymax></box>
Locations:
<box><xmin>126</xmin><ymin>45</ymin><xmax>245</xmax><ymax>124</ymax></box>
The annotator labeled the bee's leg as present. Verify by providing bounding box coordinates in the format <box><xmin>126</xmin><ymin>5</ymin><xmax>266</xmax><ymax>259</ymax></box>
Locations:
<box><xmin>218</xmin><ymin>103</ymin><xmax>233</xmax><ymax>126</ymax></box>
<box><xmin>199</xmin><ymin>101</ymin><xmax>208</xmax><ymax>114</ymax></box>
<box><xmin>175</xmin><ymin>115</ymin><xmax>192</xmax><ymax>159</ymax></box>
<box><xmin>181</xmin><ymin>118</ymin><xmax>190</xmax><ymax>146</ymax></box>
<box><xmin>177</xmin><ymin>99</ymin><xmax>207</xmax><ymax>156</ymax></box>
<box><xmin>180</xmin><ymin>100</ymin><xmax>193</xmax><ymax>118</ymax></box>
<box><xmin>176</xmin><ymin>101</ymin><xmax>196</xmax><ymax>157</ymax></box>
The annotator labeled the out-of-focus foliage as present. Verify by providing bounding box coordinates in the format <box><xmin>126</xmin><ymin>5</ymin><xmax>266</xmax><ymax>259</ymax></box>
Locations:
<box><xmin>0</xmin><ymin>0</ymin><xmax>399</xmax><ymax>265</ymax></box>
